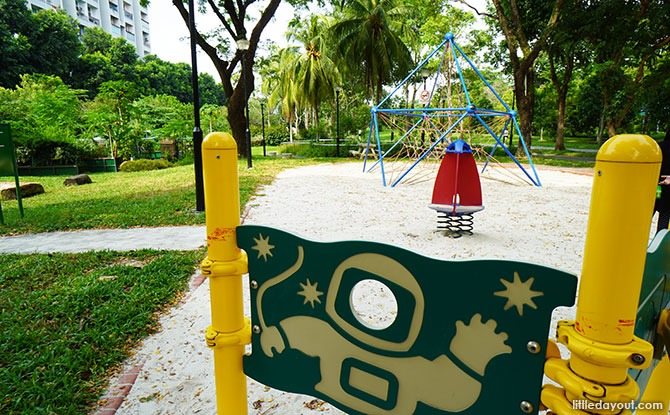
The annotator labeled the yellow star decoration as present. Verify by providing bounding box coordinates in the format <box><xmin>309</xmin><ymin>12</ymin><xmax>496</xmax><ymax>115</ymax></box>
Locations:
<box><xmin>494</xmin><ymin>272</ymin><xmax>544</xmax><ymax>316</ymax></box>
<box><xmin>297</xmin><ymin>278</ymin><xmax>324</xmax><ymax>308</ymax></box>
<box><xmin>251</xmin><ymin>233</ymin><xmax>275</xmax><ymax>262</ymax></box>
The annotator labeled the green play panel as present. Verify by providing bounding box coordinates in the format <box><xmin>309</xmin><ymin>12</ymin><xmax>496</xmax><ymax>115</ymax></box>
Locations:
<box><xmin>238</xmin><ymin>225</ymin><xmax>577</xmax><ymax>414</ymax></box>
<box><xmin>631</xmin><ymin>229</ymin><xmax>670</xmax><ymax>390</ymax></box>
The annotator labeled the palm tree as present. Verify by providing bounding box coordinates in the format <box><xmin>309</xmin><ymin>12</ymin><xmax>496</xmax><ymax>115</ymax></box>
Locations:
<box><xmin>262</xmin><ymin>46</ymin><xmax>301</xmax><ymax>142</ymax></box>
<box><xmin>330</xmin><ymin>0</ymin><xmax>415</xmax><ymax>102</ymax></box>
<box><xmin>287</xmin><ymin>15</ymin><xmax>342</xmax><ymax>129</ymax></box>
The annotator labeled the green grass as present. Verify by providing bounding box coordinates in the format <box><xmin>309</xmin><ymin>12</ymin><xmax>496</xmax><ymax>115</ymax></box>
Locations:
<box><xmin>0</xmin><ymin>249</ymin><xmax>204</xmax><ymax>415</ymax></box>
<box><xmin>530</xmin><ymin>135</ymin><xmax>601</xmax><ymax>150</ymax></box>
<box><xmin>251</xmin><ymin>145</ymin><xmax>281</xmax><ymax>156</ymax></box>
<box><xmin>527</xmin><ymin>156</ymin><xmax>595</xmax><ymax>168</ymax></box>
<box><xmin>0</xmin><ymin>157</ymin><xmax>322</xmax><ymax>235</ymax></box>
<box><xmin>0</xmin><ymin>165</ymin><xmax>200</xmax><ymax>235</ymax></box>
<box><xmin>527</xmin><ymin>137</ymin><xmax>598</xmax><ymax>168</ymax></box>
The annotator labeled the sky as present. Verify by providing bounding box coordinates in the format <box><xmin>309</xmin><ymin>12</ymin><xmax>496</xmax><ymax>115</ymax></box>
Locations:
<box><xmin>146</xmin><ymin>1</ymin><xmax>486</xmax><ymax>83</ymax></box>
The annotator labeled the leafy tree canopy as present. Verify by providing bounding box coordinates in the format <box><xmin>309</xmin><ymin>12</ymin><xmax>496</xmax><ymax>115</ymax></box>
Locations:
<box><xmin>0</xmin><ymin>74</ymin><xmax>88</xmax><ymax>164</ymax></box>
<box><xmin>0</xmin><ymin>0</ymin><xmax>33</xmax><ymax>87</ymax></box>
<box><xmin>26</xmin><ymin>9</ymin><xmax>82</xmax><ymax>82</ymax></box>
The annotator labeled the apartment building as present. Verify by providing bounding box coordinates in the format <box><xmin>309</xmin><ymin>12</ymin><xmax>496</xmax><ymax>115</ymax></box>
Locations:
<box><xmin>26</xmin><ymin>0</ymin><xmax>151</xmax><ymax>57</ymax></box>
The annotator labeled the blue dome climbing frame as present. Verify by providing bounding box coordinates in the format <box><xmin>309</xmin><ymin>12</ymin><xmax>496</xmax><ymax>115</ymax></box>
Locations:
<box><xmin>362</xmin><ymin>33</ymin><xmax>542</xmax><ymax>187</ymax></box>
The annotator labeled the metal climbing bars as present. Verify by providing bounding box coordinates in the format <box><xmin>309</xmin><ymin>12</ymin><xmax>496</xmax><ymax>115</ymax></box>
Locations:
<box><xmin>365</xmin><ymin>33</ymin><xmax>542</xmax><ymax>187</ymax></box>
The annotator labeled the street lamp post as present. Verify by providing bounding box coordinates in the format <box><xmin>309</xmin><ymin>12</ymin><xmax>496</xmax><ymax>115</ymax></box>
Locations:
<box><xmin>236</xmin><ymin>38</ymin><xmax>252</xmax><ymax>169</ymax></box>
<box><xmin>188</xmin><ymin>0</ymin><xmax>204</xmax><ymax>211</ymax></box>
<box><xmin>260</xmin><ymin>102</ymin><xmax>266</xmax><ymax>157</ymax></box>
<box><xmin>335</xmin><ymin>86</ymin><xmax>342</xmax><ymax>157</ymax></box>
<box><xmin>421</xmin><ymin>68</ymin><xmax>429</xmax><ymax>90</ymax></box>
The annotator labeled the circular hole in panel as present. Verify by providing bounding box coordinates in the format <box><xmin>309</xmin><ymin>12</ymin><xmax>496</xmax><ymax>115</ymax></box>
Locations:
<box><xmin>350</xmin><ymin>279</ymin><xmax>398</xmax><ymax>330</ymax></box>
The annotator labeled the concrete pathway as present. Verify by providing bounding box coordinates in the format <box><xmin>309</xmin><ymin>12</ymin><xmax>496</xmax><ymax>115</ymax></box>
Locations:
<box><xmin>0</xmin><ymin>225</ymin><xmax>207</xmax><ymax>254</ymax></box>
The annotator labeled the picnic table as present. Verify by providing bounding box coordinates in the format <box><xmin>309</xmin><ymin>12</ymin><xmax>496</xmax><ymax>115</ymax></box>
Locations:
<box><xmin>349</xmin><ymin>143</ymin><xmax>378</xmax><ymax>159</ymax></box>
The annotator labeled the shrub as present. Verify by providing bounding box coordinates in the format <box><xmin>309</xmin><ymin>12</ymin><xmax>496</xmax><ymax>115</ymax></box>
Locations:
<box><xmin>15</xmin><ymin>140</ymin><xmax>100</xmax><ymax>166</ymax></box>
<box><xmin>172</xmin><ymin>153</ymin><xmax>194</xmax><ymax>166</ymax></box>
<box><xmin>340</xmin><ymin>104</ymin><xmax>372</xmax><ymax>137</ymax></box>
<box><xmin>298</xmin><ymin>124</ymin><xmax>330</xmax><ymax>141</ymax></box>
<box><xmin>250</xmin><ymin>124</ymin><xmax>289</xmax><ymax>146</ymax></box>
<box><xmin>278</xmin><ymin>142</ymin><xmax>358</xmax><ymax>158</ymax></box>
<box><xmin>119</xmin><ymin>158</ymin><xmax>172</xmax><ymax>172</ymax></box>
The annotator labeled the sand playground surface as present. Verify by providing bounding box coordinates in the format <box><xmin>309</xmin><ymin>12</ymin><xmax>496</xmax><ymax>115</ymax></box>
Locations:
<box><xmin>104</xmin><ymin>161</ymin><xmax>658</xmax><ymax>415</ymax></box>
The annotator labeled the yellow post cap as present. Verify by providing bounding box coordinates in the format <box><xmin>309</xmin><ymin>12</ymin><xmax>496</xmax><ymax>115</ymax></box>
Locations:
<box><xmin>596</xmin><ymin>134</ymin><xmax>661</xmax><ymax>163</ymax></box>
<box><xmin>203</xmin><ymin>131</ymin><xmax>237</xmax><ymax>150</ymax></box>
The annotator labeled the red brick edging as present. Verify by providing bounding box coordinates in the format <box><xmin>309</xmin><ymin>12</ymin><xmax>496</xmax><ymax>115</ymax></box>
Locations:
<box><xmin>92</xmin><ymin>271</ymin><xmax>208</xmax><ymax>414</ymax></box>
<box><xmin>93</xmin><ymin>360</ymin><xmax>146</xmax><ymax>415</ymax></box>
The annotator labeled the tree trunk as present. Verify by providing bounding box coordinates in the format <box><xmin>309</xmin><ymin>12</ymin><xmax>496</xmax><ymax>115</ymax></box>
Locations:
<box><xmin>555</xmin><ymin>94</ymin><xmax>566</xmax><ymax>151</ymax></box>
<box><xmin>548</xmin><ymin>49</ymin><xmax>573</xmax><ymax>151</ymax></box>
<box><xmin>376</xmin><ymin>76</ymin><xmax>383</xmax><ymax>104</ymax></box>
<box><xmin>596</xmin><ymin>112</ymin><xmax>605</xmax><ymax>145</ymax></box>
<box><xmin>514</xmin><ymin>68</ymin><xmax>535</xmax><ymax>156</ymax></box>
<box><xmin>227</xmin><ymin>86</ymin><xmax>248</xmax><ymax>158</ymax></box>
<box><xmin>606</xmin><ymin>120</ymin><xmax>618</xmax><ymax>138</ymax></box>
<box><xmin>226</xmin><ymin>53</ymin><xmax>255</xmax><ymax>158</ymax></box>
<box><xmin>601</xmin><ymin>86</ymin><xmax>620</xmax><ymax>139</ymax></box>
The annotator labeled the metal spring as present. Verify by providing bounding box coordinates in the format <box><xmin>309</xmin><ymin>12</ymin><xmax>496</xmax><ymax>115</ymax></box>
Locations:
<box><xmin>437</xmin><ymin>213</ymin><xmax>474</xmax><ymax>237</ymax></box>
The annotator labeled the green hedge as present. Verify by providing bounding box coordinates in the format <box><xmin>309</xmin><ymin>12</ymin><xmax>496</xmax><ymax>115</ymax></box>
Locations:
<box><xmin>119</xmin><ymin>159</ymin><xmax>172</xmax><ymax>172</ymax></box>
<box><xmin>251</xmin><ymin>124</ymin><xmax>289</xmax><ymax>146</ymax></box>
<box><xmin>278</xmin><ymin>142</ymin><xmax>359</xmax><ymax>158</ymax></box>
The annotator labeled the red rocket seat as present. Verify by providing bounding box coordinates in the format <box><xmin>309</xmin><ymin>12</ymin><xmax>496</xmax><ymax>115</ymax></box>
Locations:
<box><xmin>429</xmin><ymin>139</ymin><xmax>484</xmax><ymax>216</ymax></box>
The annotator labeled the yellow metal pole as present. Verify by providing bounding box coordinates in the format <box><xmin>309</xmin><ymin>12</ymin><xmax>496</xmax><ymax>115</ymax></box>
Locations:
<box><xmin>201</xmin><ymin>132</ymin><xmax>249</xmax><ymax>415</ymax></box>
<box><xmin>543</xmin><ymin>135</ymin><xmax>661</xmax><ymax>414</ymax></box>
<box><xmin>572</xmin><ymin>134</ymin><xmax>660</xmax><ymax>383</ymax></box>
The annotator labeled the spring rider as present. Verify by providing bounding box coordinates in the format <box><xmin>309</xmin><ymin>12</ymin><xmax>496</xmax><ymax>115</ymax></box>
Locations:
<box><xmin>429</xmin><ymin>139</ymin><xmax>484</xmax><ymax>236</ymax></box>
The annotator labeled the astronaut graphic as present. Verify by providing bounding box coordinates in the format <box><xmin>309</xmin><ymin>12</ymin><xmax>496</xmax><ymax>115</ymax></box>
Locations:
<box><xmin>238</xmin><ymin>225</ymin><xmax>577</xmax><ymax>415</ymax></box>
